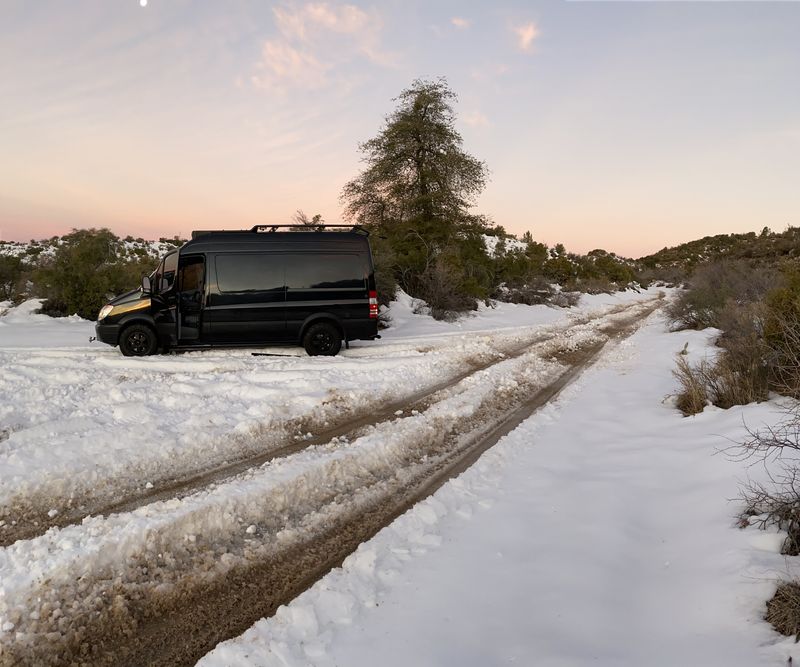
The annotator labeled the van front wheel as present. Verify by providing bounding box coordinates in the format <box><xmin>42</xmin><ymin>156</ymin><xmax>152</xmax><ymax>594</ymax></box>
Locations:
<box><xmin>303</xmin><ymin>322</ymin><xmax>342</xmax><ymax>356</ymax></box>
<box><xmin>120</xmin><ymin>324</ymin><xmax>158</xmax><ymax>357</ymax></box>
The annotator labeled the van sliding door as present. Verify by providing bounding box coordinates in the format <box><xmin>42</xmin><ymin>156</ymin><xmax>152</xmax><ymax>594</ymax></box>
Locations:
<box><xmin>205</xmin><ymin>253</ymin><xmax>286</xmax><ymax>343</ymax></box>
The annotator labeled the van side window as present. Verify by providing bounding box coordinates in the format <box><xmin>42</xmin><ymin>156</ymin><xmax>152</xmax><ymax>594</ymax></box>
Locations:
<box><xmin>216</xmin><ymin>254</ymin><xmax>284</xmax><ymax>292</ymax></box>
<box><xmin>179</xmin><ymin>256</ymin><xmax>204</xmax><ymax>292</ymax></box>
<box><xmin>155</xmin><ymin>251</ymin><xmax>179</xmax><ymax>293</ymax></box>
<box><xmin>286</xmin><ymin>254</ymin><xmax>365</xmax><ymax>289</ymax></box>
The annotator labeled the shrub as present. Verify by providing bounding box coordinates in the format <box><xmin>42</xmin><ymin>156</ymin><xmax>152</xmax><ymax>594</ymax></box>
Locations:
<box><xmin>672</xmin><ymin>307</ymin><xmax>770</xmax><ymax>416</ymax></box>
<box><xmin>673</xmin><ymin>345</ymin><xmax>770</xmax><ymax>416</ymax></box>
<box><xmin>36</xmin><ymin>228</ymin><xmax>155</xmax><ymax>319</ymax></box>
<box><xmin>367</xmin><ymin>234</ymin><xmax>398</xmax><ymax>308</ymax></box>
<box><xmin>766</xmin><ymin>582</ymin><xmax>800</xmax><ymax>639</ymax></box>
<box><xmin>38</xmin><ymin>298</ymin><xmax>68</xmax><ymax>318</ymax></box>
<box><xmin>731</xmin><ymin>342</ymin><xmax>800</xmax><ymax>637</ymax></box>
<box><xmin>763</xmin><ymin>269</ymin><xmax>800</xmax><ymax>396</ymax></box>
<box><xmin>0</xmin><ymin>255</ymin><xmax>23</xmax><ymax>301</ymax></box>
<box><xmin>491</xmin><ymin>276</ymin><xmax>554</xmax><ymax>306</ymax></box>
<box><xmin>673</xmin><ymin>355</ymin><xmax>709</xmax><ymax>416</ymax></box>
<box><xmin>666</xmin><ymin>260</ymin><xmax>778</xmax><ymax>330</ymax></box>
<box><xmin>570</xmin><ymin>276</ymin><xmax>615</xmax><ymax>295</ymax></box>
<box><xmin>416</xmin><ymin>254</ymin><xmax>478</xmax><ymax>321</ymax></box>
<box><xmin>543</xmin><ymin>255</ymin><xmax>576</xmax><ymax>285</ymax></box>
<box><xmin>548</xmin><ymin>289</ymin><xmax>581</xmax><ymax>309</ymax></box>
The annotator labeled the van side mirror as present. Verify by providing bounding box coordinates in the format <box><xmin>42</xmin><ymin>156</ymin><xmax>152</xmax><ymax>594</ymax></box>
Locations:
<box><xmin>141</xmin><ymin>275</ymin><xmax>151</xmax><ymax>293</ymax></box>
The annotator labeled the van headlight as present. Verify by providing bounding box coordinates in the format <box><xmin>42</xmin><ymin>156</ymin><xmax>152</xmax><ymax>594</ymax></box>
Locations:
<box><xmin>98</xmin><ymin>305</ymin><xmax>114</xmax><ymax>321</ymax></box>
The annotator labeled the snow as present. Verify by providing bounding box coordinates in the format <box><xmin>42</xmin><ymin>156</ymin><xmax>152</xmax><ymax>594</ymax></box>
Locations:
<box><xmin>0</xmin><ymin>298</ymin><xmax>92</xmax><ymax>346</ymax></box>
<box><xmin>383</xmin><ymin>288</ymin><xmax>648</xmax><ymax>339</ymax></box>
<box><xmin>0</xmin><ymin>313</ymin><xmax>607</xmax><ymax>631</ymax></box>
<box><xmin>198</xmin><ymin>314</ymin><xmax>797</xmax><ymax>666</ymax></box>
<box><xmin>4</xmin><ymin>285</ymin><xmax>797</xmax><ymax>665</ymax></box>
<box><xmin>0</xmin><ymin>288</ymin><xmax>660</xmax><ymax>525</ymax></box>
<box><xmin>482</xmin><ymin>234</ymin><xmax>528</xmax><ymax>256</ymax></box>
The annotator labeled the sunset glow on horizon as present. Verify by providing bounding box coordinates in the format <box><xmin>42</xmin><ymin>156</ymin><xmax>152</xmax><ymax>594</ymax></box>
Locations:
<box><xmin>1</xmin><ymin>0</ymin><xmax>798</xmax><ymax>257</ymax></box>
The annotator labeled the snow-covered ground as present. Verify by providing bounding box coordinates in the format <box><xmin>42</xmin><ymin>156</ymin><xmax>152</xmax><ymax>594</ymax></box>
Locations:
<box><xmin>0</xmin><ymin>290</ymin><xmax>659</xmax><ymax>527</ymax></box>
<box><xmin>200</xmin><ymin>311</ymin><xmax>798</xmax><ymax>666</ymax></box>
<box><xmin>1</xmin><ymin>287</ymin><xmax>796</xmax><ymax>665</ymax></box>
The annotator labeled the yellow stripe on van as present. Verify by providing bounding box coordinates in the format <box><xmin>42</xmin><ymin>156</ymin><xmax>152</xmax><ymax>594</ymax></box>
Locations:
<box><xmin>112</xmin><ymin>299</ymin><xmax>151</xmax><ymax>316</ymax></box>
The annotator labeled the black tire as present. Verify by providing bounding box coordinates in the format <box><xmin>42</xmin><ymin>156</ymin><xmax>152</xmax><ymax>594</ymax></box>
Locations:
<box><xmin>119</xmin><ymin>324</ymin><xmax>158</xmax><ymax>357</ymax></box>
<box><xmin>303</xmin><ymin>322</ymin><xmax>342</xmax><ymax>356</ymax></box>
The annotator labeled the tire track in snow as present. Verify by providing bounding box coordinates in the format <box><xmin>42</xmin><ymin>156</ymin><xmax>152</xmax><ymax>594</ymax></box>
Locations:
<box><xmin>0</xmin><ymin>297</ymin><xmax>662</xmax><ymax>666</ymax></box>
<box><xmin>0</xmin><ymin>299</ymin><xmax>657</xmax><ymax>548</ymax></box>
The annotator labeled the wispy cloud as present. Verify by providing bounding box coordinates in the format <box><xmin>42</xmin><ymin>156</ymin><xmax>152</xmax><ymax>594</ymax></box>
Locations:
<box><xmin>275</xmin><ymin>3</ymin><xmax>372</xmax><ymax>39</ymax></box>
<box><xmin>463</xmin><ymin>110</ymin><xmax>489</xmax><ymax>127</ymax></box>
<box><xmin>470</xmin><ymin>63</ymin><xmax>510</xmax><ymax>82</ymax></box>
<box><xmin>253</xmin><ymin>3</ymin><xmax>396</xmax><ymax>92</ymax></box>
<box><xmin>253</xmin><ymin>41</ymin><xmax>328</xmax><ymax>90</ymax></box>
<box><xmin>513</xmin><ymin>21</ymin><xmax>539</xmax><ymax>53</ymax></box>
<box><xmin>451</xmin><ymin>17</ymin><xmax>470</xmax><ymax>30</ymax></box>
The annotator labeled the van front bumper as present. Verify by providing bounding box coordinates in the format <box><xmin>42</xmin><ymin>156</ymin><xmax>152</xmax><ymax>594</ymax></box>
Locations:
<box><xmin>95</xmin><ymin>322</ymin><xmax>120</xmax><ymax>346</ymax></box>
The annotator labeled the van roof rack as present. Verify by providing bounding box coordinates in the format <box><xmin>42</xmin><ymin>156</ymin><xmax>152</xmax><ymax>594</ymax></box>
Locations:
<box><xmin>191</xmin><ymin>225</ymin><xmax>368</xmax><ymax>240</ymax></box>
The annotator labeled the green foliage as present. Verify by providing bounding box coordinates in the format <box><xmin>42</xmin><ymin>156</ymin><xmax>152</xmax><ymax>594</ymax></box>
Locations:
<box><xmin>342</xmin><ymin>78</ymin><xmax>487</xmax><ymax>230</ymax></box>
<box><xmin>666</xmin><ymin>260</ymin><xmax>778</xmax><ymax>330</ymax></box>
<box><xmin>765</xmin><ymin>267</ymin><xmax>800</xmax><ymax>339</ymax></box>
<box><xmin>342</xmin><ymin>78</ymin><xmax>495</xmax><ymax>317</ymax></box>
<box><xmin>639</xmin><ymin>226</ymin><xmax>800</xmax><ymax>277</ymax></box>
<box><xmin>0</xmin><ymin>255</ymin><xmax>24</xmax><ymax>300</ymax></box>
<box><xmin>339</xmin><ymin>77</ymin><xmax>644</xmax><ymax>318</ymax></box>
<box><xmin>763</xmin><ymin>268</ymin><xmax>800</xmax><ymax>395</ymax></box>
<box><xmin>36</xmin><ymin>228</ymin><xmax>154</xmax><ymax>319</ymax></box>
<box><xmin>671</xmin><ymin>261</ymin><xmax>800</xmax><ymax>414</ymax></box>
<box><xmin>583</xmin><ymin>249</ymin><xmax>636</xmax><ymax>284</ymax></box>
<box><xmin>673</xmin><ymin>335</ymin><xmax>770</xmax><ymax>416</ymax></box>
<box><xmin>367</xmin><ymin>234</ymin><xmax>399</xmax><ymax>309</ymax></box>
<box><xmin>543</xmin><ymin>255</ymin><xmax>576</xmax><ymax>284</ymax></box>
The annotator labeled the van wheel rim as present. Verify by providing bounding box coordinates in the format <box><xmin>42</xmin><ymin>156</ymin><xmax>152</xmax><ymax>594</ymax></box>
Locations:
<box><xmin>312</xmin><ymin>331</ymin><xmax>333</xmax><ymax>351</ymax></box>
<box><xmin>129</xmin><ymin>332</ymin><xmax>149</xmax><ymax>354</ymax></box>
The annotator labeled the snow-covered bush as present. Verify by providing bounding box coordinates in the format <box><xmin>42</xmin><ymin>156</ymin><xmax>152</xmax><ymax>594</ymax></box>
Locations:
<box><xmin>36</xmin><ymin>229</ymin><xmax>160</xmax><ymax>319</ymax></box>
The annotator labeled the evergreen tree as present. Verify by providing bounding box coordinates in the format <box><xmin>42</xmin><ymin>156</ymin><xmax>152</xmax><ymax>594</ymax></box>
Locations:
<box><xmin>341</xmin><ymin>78</ymin><xmax>491</xmax><ymax>316</ymax></box>
<box><xmin>342</xmin><ymin>77</ymin><xmax>487</xmax><ymax>233</ymax></box>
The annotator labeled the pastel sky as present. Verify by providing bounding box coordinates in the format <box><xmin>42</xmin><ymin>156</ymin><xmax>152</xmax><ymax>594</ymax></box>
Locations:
<box><xmin>1</xmin><ymin>1</ymin><xmax>798</xmax><ymax>257</ymax></box>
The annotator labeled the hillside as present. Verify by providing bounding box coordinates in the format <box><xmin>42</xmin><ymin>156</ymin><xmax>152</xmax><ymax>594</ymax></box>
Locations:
<box><xmin>0</xmin><ymin>235</ymin><xmax>183</xmax><ymax>267</ymax></box>
<box><xmin>638</xmin><ymin>226</ymin><xmax>800</xmax><ymax>270</ymax></box>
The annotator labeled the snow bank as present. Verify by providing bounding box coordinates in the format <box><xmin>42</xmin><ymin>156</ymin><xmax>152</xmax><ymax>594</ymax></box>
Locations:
<box><xmin>0</xmin><ymin>299</ymin><xmax>92</xmax><ymax>347</ymax></box>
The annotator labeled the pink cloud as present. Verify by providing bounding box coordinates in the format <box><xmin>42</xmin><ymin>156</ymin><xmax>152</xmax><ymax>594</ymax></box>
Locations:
<box><xmin>514</xmin><ymin>22</ymin><xmax>539</xmax><ymax>52</ymax></box>
<box><xmin>254</xmin><ymin>3</ymin><xmax>396</xmax><ymax>92</ymax></box>
<box><xmin>252</xmin><ymin>40</ymin><xmax>329</xmax><ymax>90</ymax></box>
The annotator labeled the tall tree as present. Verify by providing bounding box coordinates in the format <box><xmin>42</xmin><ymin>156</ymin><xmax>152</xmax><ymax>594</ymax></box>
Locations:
<box><xmin>341</xmin><ymin>78</ymin><xmax>491</xmax><ymax>315</ymax></box>
<box><xmin>341</xmin><ymin>77</ymin><xmax>488</xmax><ymax>236</ymax></box>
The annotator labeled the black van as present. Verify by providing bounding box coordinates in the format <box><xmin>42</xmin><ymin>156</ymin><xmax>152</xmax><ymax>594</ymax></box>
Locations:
<box><xmin>94</xmin><ymin>225</ymin><xmax>379</xmax><ymax>356</ymax></box>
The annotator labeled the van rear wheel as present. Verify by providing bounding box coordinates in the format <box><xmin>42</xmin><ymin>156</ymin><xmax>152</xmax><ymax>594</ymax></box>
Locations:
<box><xmin>303</xmin><ymin>322</ymin><xmax>342</xmax><ymax>356</ymax></box>
<box><xmin>120</xmin><ymin>324</ymin><xmax>158</xmax><ymax>357</ymax></box>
